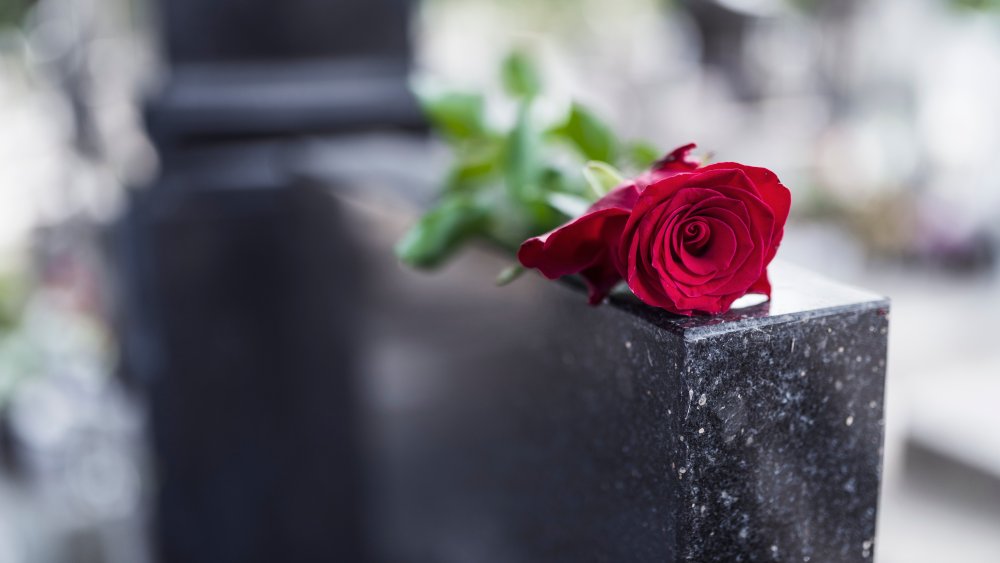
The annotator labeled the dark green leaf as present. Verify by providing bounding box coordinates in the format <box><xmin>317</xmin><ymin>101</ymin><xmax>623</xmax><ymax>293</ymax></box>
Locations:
<box><xmin>501</xmin><ymin>50</ymin><xmax>542</xmax><ymax>99</ymax></box>
<box><xmin>445</xmin><ymin>139</ymin><xmax>504</xmax><ymax>193</ymax></box>
<box><xmin>554</xmin><ymin>103</ymin><xmax>619</xmax><ymax>163</ymax></box>
<box><xmin>417</xmin><ymin>90</ymin><xmax>487</xmax><ymax>141</ymax></box>
<box><xmin>504</xmin><ymin>102</ymin><xmax>542</xmax><ymax>203</ymax></box>
<box><xmin>395</xmin><ymin>195</ymin><xmax>490</xmax><ymax>269</ymax></box>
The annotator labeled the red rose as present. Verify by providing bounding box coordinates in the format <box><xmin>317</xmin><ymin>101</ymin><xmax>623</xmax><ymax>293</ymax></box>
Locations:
<box><xmin>618</xmin><ymin>163</ymin><xmax>790</xmax><ymax>315</ymax></box>
<box><xmin>517</xmin><ymin>144</ymin><xmax>700</xmax><ymax>304</ymax></box>
<box><xmin>517</xmin><ymin>144</ymin><xmax>790</xmax><ymax>316</ymax></box>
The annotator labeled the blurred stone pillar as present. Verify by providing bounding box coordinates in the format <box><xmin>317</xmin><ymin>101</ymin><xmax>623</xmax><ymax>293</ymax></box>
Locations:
<box><xmin>119</xmin><ymin>1</ymin><xmax>422</xmax><ymax>562</ymax></box>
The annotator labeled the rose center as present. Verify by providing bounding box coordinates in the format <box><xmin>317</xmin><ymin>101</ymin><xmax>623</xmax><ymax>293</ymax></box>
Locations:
<box><xmin>681</xmin><ymin>219</ymin><xmax>711</xmax><ymax>255</ymax></box>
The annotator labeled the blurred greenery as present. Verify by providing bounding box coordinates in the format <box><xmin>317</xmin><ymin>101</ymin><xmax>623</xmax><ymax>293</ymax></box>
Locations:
<box><xmin>0</xmin><ymin>273</ymin><xmax>26</xmax><ymax>334</ymax></box>
<box><xmin>553</xmin><ymin>104</ymin><xmax>620</xmax><ymax>164</ymax></box>
<box><xmin>398</xmin><ymin>49</ymin><xmax>661</xmax><ymax>269</ymax></box>
<box><xmin>395</xmin><ymin>194</ymin><xmax>491</xmax><ymax>269</ymax></box>
<box><xmin>0</xmin><ymin>272</ymin><xmax>30</xmax><ymax>409</ymax></box>
<box><xmin>950</xmin><ymin>0</ymin><xmax>1000</xmax><ymax>10</ymax></box>
<box><xmin>421</xmin><ymin>92</ymin><xmax>489</xmax><ymax>141</ymax></box>
<box><xmin>784</xmin><ymin>0</ymin><xmax>822</xmax><ymax>13</ymax></box>
<box><xmin>582</xmin><ymin>161</ymin><xmax>626</xmax><ymax>199</ymax></box>
<box><xmin>501</xmin><ymin>50</ymin><xmax>542</xmax><ymax>99</ymax></box>
<box><xmin>625</xmin><ymin>140</ymin><xmax>662</xmax><ymax>170</ymax></box>
<box><xmin>0</xmin><ymin>0</ymin><xmax>33</xmax><ymax>29</ymax></box>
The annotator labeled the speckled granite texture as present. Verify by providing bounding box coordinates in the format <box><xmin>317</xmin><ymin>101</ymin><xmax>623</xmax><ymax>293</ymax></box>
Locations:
<box><xmin>370</xmin><ymin>256</ymin><xmax>889</xmax><ymax>563</ymax></box>
<box><xmin>609</xmin><ymin>263</ymin><xmax>889</xmax><ymax>562</ymax></box>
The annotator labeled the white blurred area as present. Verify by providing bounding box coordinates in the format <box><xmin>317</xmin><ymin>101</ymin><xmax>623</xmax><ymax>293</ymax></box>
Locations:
<box><xmin>2</xmin><ymin>0</ymin><xmax>1000</xmax><ymax>561</ymax></box>
<box><xmin>0</xmin><ymin>0</ymin><xmax>153</xmax><ymax>561</ymax></box>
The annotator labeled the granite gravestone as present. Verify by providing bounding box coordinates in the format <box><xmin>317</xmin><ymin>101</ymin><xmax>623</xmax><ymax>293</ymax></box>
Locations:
<box><xmin>365</xmin><ymin>235</ymin><xmax>888</xmax><ymax>563</ymax></box>
<box><xmin>125</xmin><ymin>0</ymin><xmax>421</xmax><ymax>561</ymax></box>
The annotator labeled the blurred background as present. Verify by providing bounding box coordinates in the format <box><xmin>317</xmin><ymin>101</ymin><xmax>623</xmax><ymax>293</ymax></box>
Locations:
<box><xmin>0</xmin><ymin>0</ymin><xmax>999</xmax><ymax>561</ymax></box>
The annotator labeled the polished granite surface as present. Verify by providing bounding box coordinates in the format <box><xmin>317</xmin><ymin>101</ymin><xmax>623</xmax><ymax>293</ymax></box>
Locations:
<box><xmin>365</xmin><ymin>217</ymin><xmax>889</xmax><ymax>563</ymax></box>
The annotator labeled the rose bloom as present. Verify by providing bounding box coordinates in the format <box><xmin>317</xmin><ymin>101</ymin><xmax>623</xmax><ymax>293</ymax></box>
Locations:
<box><xmin>518</xmin><ymin>144</ymin><xmax>790</xmax><ymax>316</ymax></box>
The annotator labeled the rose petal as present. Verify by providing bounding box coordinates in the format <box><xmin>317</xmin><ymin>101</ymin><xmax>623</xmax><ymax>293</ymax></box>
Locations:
<box><xmin>652</xmin><ymin>143</ymin><xmax>701</xmax><ymax>173</ymax></box>
<box><xmin>518</xmin><ymin>209</ymin><xmax>631</xmax><ymax>304</ymax></box>
<box><xmin>699</xmin><ymin>163</ymin><xmax>791</xmax><ymax>262</ymax></box>
<box><xmin>746</xmin><ymin>270</ymin><xmax>772</xmax><ymax>296</ymax></box>
<box><xmin>517</xmin><ymin>181</ymin><xmax>642</xmax><ymax>304</ymax></box>
<box><xmin>590</xmin><ymin>183</ymin><xmax>642</xmax><ymax>212</ymax></box>
<box><xmin>663</xmin><ymin>195</ymin><xmax>754</xmax><ymax>290</ymax></box>
<box><xmin>679</xmin><ymin>216</ymin><xmax>737</xmax><ymax>276</ymax></box>
<box><xmin>683</xmin><ymin>167</ymin><xmax>761</xmax><ymax>197</ymax></box>
<box><xmin>580</xmin><ymin>258</ymin><xmax>624</xmax><ymax>305</ymax></box>
<box><xmin>690</xmin><ymin>204</ymin><xmax>757</xmax><ymax>292</ymax></box>
<box><xmin>681</xmin><ymin>219</ymin><xmax>711</xmax><ymax>253</ymax></box>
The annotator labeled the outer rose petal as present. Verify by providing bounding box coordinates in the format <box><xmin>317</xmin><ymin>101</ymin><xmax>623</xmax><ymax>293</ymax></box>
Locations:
<box><xmin>517</xmin><ymin>184</ymin><xmax>639</xmax><ymax>304</ymax></box>
<box><xmin>590</xmin><ymin>182</ymin><xmax>641</xmax><ymax>212</ymax></box>
<box><xmin>518</xmin><ymin>208</ymin><xmax>626</xmax><ymax>278</ymax></box>
<box><xmin>652</xmin><ymin>143</ymin><xmax>701</xmax><ymax>173</ymax></box>
<box><xmin>636</xmin><ymin>143</ymin><xmax>701</xmax><ymax>190</ymax></box>
<box><xmin>580</xmin><ymin>259</ymin><xmax>624</xmax><ymax>306</ymax></box>
<box><xmin>747</xmin><ymin>270</ymin><xmax>772</xmax><ymax>296</ymax></box>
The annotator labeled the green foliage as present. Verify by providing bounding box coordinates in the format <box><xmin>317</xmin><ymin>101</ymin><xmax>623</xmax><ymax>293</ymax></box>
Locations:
<box><xmin>949</xmin><ymin>0</ymin><xmax>1000</xmax><ymax>10</ymax></box>
<box><xmin>395</xmin><ymin>194</ymin><xmax>490</xmax><ymax>269</ymax></box>
<box><xmin>0</xmin><ymin>271</ymin><xmax>30</xmax><ymax>409</ymax></box>
<box><xmin>0</xmin><ymin>0</ymin><xmax>33</xmax><ymax>30</ymax></box>
<box><xmin>444</xmin><ymin>139</ymin><xmax>503</xmax><ymax>193</ymax></box>
<box><xmin>502</xmin><ymin>50</ymin><xmax>543</xmax><ymax>99</ymax></box>
<box><xmin>583</xmin><ymin>161</ymin><xmax>627</xmax><ymax>198</ymax></box>
<box><xmin>418</xmin><ymin>91</ymin><xmax>488</xmax><ymax>141</ymax></box>
<box><xmin>625</xmin><ymin>140</ymin><xmax>662</xmax><ymax>170</ymax></box>
<box><xmin>783</xmin><ymin>0</ymin><xmax>821</xmax><ymax>13</ymax></box>
<box><xmin>0</xmin><ymin>273</ymin><xmax>26</xmax><ymax>334</ymax></box>
<box><xmin>553</xmin><ymin>103</ymin><xmax>620</xmax><ymax>163</ymax></box>
<box><xmin>401</xmin><ymin>49</ymin><xmax>662</xmax><ymax>271</ymax></box>
<box><xmin>495</xmin><ymin>264</ymin><xmax>525</xmax><ymax>286</ymax></box>
<box><xmin>504</xmin><ymin>102</ymin><xmax>543</xmax><ymax>202</ymax></box>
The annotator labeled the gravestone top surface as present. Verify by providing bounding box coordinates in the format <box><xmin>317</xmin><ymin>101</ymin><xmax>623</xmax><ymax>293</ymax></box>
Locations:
<box><xmin>610</xmin><ymin>260</ymin><xmax>889</xmax><ymax>340</ymax></box>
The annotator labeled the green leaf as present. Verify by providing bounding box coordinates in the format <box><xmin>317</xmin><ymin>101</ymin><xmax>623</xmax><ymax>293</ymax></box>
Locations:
<box><xmin>626</xmin><ymin>140</ymin><xmax>662</xmax><ymax>170</ymax></box>
<box><xmin>445</xmin><ymin>139</ymin><xmax>503</xmax><ymax>193</ymax></box>
<box><xmin>496</xmin><ymin>264</ymin><xmax>525</xmax><ymax>286</ymax></box>
<box><xmin>537</xmin><ymin>166</ymin><xmax>582</xmax><ymax>196</ymax></box>
<box><xmin>504</xmin><ymin>102</ymin><xmax>542</xmax><ymax>203</ymax></box>
<box><xmin>417</xmin><ymin>90</ymin><xmax>487</xmax><ymax>141</ymax></box>
<box><xmin>395</xmin><ymin>195</ymin><xmax>490</xmax><ymax>269</ymax></box>
<box><xmin>501</xmin><ymin>50</ymin><xmax>542</xmax><ymax>99</ymax></box>
<box><xmin>582</xmin><ymin>161</ymin><xmax>626</xmax><ymax>199</ymax></box>
<box><xmin>554</xmin><ymin>103</ymin><xmax>619</xmax><ymax>163</ymax></box>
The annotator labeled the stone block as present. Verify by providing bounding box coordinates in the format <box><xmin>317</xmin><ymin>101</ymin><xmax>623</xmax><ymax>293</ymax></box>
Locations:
<box><xmin>369</xmin><ymin>251</ymin><xmax>889</xmax><ymax>563</ymax></box>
